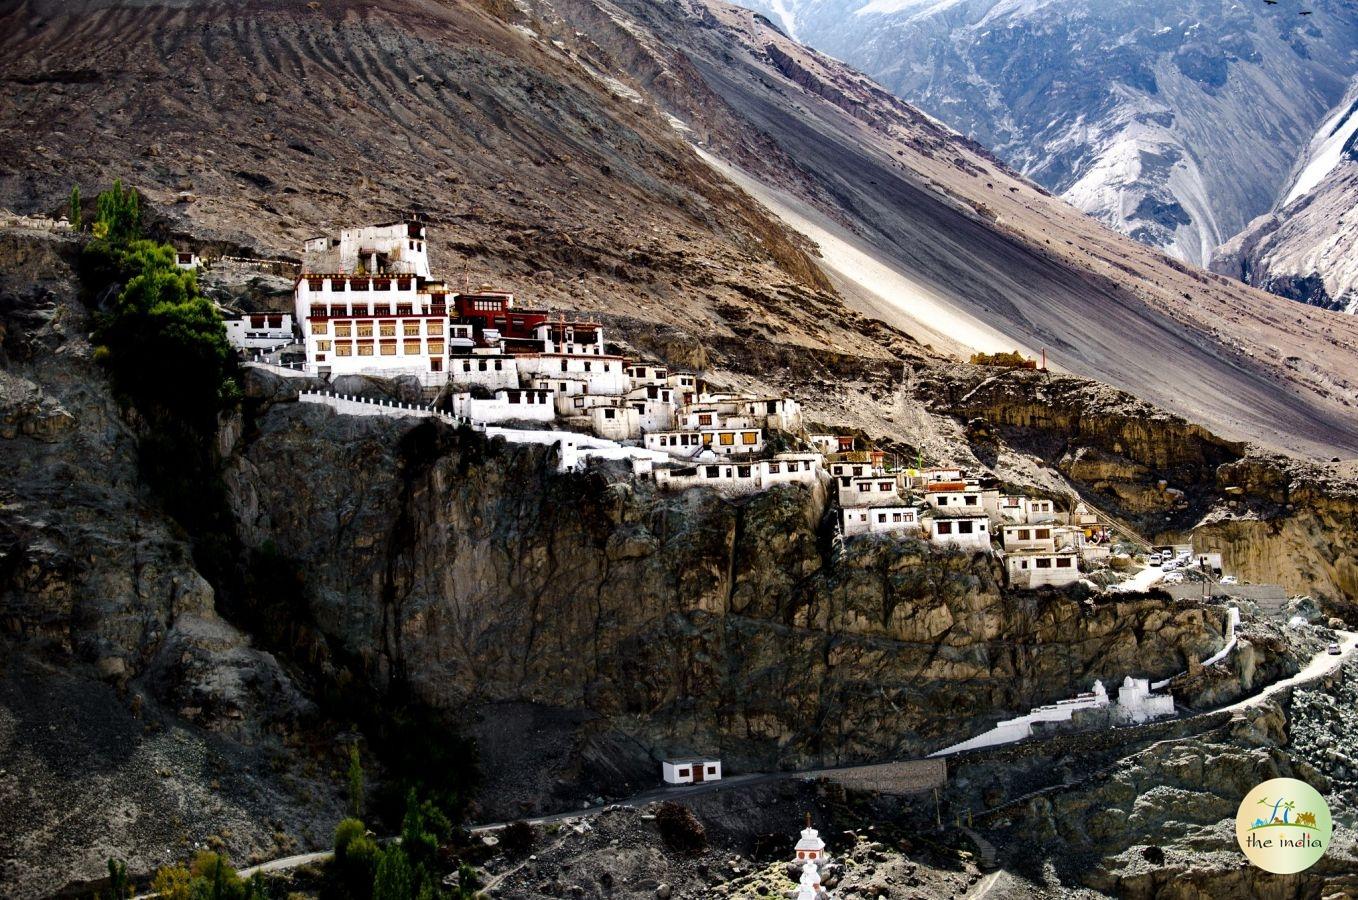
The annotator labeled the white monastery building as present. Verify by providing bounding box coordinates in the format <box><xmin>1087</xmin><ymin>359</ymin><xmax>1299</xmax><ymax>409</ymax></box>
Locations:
<box><xmin>840</xmin><ymin>505</ymin><xmax>920</xmax><ymax>537</ymax></box>
<box><xmin>662</xmin><ymin>758</ymin><xmax>722</xmax><ymax>785</ymax></box>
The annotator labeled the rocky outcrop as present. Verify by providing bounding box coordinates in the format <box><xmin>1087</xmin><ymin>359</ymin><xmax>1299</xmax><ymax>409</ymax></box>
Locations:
<box><xmin>0</xmin><ymin>232</ymin><xmax>339</xmax><ymax>898</ymax></box>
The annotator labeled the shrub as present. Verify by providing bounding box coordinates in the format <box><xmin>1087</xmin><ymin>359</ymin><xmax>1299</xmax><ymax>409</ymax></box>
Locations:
<box><xmin>968</xmin><ymin>350</ymin><xmax>1036</xmax><ymax>369</ymax></box>
<box><xmin>656</xmin><ymin>801</ymin><xmax>707</xmax><ymax>856</ymax></box>
<box><xmin>346</xmin><ymin>744</ymin><xmax>365</xmax><ymax>819</ymax></box>
<box><xmin>94</xmin><ymin>178</ymin><xmax>140</xmax><ymax>242</ymax></box>
<box><xmin>334</xmin><ymin>818</ymin><xmax>367</xmax><ymax>860</ymax></box>
<box><xmin>500</xmin><ymin>820</ymin><xmax>536</xmax><ymax>854</ymax></box>
<box><xmin>371</xmin><ymin>847</ymin><xmax>413</xmax><ymax>900</ymax></box>
<box><xmin>151</xmin><ymin>865</ymin><xmax>192</xmax><ymax>900</ymax></box>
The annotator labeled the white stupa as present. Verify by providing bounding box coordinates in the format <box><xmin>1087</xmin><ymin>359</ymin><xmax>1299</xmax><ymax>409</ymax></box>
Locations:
<box><xmin>795</xmin><ymin>861</ymin><xmax>824</xmax><ymax>900</ymax></box>
<box><xmin>794</xmin><ymin>813</ymin><xmax>827</xmax><ymax>864</ymax></box>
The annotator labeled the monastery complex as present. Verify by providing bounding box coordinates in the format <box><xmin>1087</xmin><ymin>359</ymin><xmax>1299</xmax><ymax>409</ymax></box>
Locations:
<box><xmin>224</xmin><ymin>221</ymin><xmax>1129</xmax><ymax>590</ymax></box>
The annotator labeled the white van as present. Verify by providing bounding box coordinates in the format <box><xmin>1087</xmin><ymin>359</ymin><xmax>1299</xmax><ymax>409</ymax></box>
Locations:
<box><xmin>1148</xmin><ymin>552</ymin><xmax>1162</xmax><ymax>567</ymax></box>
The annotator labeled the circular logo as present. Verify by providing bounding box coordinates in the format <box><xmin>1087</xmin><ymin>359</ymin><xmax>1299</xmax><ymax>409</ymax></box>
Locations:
<box><xmin>1236</xmin><ymin>777</ymin><xmax>1332</xmax><ymax>874</ymax></box>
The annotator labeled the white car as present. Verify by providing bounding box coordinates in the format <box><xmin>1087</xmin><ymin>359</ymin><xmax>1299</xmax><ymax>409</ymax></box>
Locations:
<box><xmin>1220</xmin><ymin>575</ymin><xmax>1238</xmax><ymax>585</ymax></box>
<box><xmin>1163</xmin><ymin>560</ymin><xmax>1178</xmax><ymax>572</ymax></box>
<box><xmin>1163</xmin><ymin>573</ymin><xmax>1185</xmax><ymax>585</ymax></box>
<box><xmin>1178</xmin><ymin>551</ymin><xmax>1193</xmax><ymax>564</ymax></box>
<box><xmin>1148</xmin><ymin>553</ymin><xmax>1162</xmax><ymax>567</ymax></box>
<box><xmin>1329</xmin><ymin>643</ymin><xmax>1342</xmax><ymax>656</ymax></box>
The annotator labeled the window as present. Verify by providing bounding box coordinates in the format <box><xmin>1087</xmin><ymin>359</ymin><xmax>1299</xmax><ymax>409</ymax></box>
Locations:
<box><xmin>880</xmin><ymin>482</ymin><xmax>891</xmax><ymax>490</ymax></box>
<box><xmin>357</xmin><ymin>343</ymin><xmax>373</xmax><ymax>356</ymax></box>
<box><xmin>743</xmin><ymin>432</ymin><xmax>758</xmax><ymax>445</ymax></box>
<box><xmin>397</xmin><ymin>304</ymin><xmax>412</xmax><ymax>316</ymax></box>
<box><xmin>508</xmin><ymin>393</ymin><xmax>520</xmax><ymax>404</ymax></box>
<box><xmin>1056</xmin><ymin>558</ymin><xmax>1072</xmax><ymax>568</ymax></box>
<box><xmin>705</xmin><ymin>466</ymin><xmax>720</xmax><ymax>477</ymax></box>
<box><xmin>938</xmin><ymin>522</ymin><xmax>953</xmax><ymax>535</ymax></box>
<box><xmin>877</xmin><ymin>513</ymin><xmax>887</xmax><ymax>523</ymax></box>
<box><xmin>737</xmin><ymin>466</ymin><xmax>750</xmax><ymax>477</ymax></box>
<box><xmin>584</xmin><ymin>361</ymin><xmax>593</xmax><ymax>372</ymax></box>
<box><xmin>677</xmin><ymin>768</ymin><xmax>689</xmax><ymax>778</ymax></box>
<box><xmin>428</xmin><ymin>341</ymin><xmax>444</xmax><ymax>354</ymax></box>
<box><xmin>357</xmin><ymin>323</ymin><xmax>373</xmax><ymax>337</ymax></box>
<box><xmin>404</xmin><ymin>323</ymin><xmax>420</xmax><ymax>336</ymax></box>
<box><xmin>702</xmin><ymin>433</ymin><xmax>713</xmax><ymax>445</ymax></box>
<box><xmin>336</xmin><ymin>344</ymin><xmax>352</xmax><ymax>356</ymax></box>
<box><xmin>699</xmin><ymin>414</ymin><xmax>712</xmax><ymax>426</ymax></box>
<box><xmin>404</xmin><ymin>340</ymin><xmax>420</xmax><ymax>355</ymax></box>
<box><xmin>379</xmin><ymin>322</ymin><xmax>396</xmax><ymax>337</ymax></box>
<box><xmin>768</xmin><ymin>463</ymin><xmax>781</xmax><ymax>474</ymax></box>
<box><xmin>858</xmin><ymin>483</ymin><xmax>870</xmax><ymax>492</ymax></box>
<box><xmin>478</xmin><ymin>361</ymin><xmax>487</xmax><ymax>371</ymax></box>
<box><xmin>560</xmin><ymin>360</ymin><xmax>568</xmax><ymax>372</ymax></box>
<box><xmin>603</xmin><ymin>409</ymin><xmax>615</xmax><ymax>419</ymax></box>
<box><xmin>428</xmin><ymin>322</ymin><xmax>443</xmax><ymax>336</ymax></box>
<box><xmin>965</xmin><ymin>495</ymin><xmax>978</xmax><ymax>505</ymax></box>
<box><xmin>494</xmin><ymin>361</ymin><xmax>503</xmax><ymax>370</ymax></box>
<box><xmin>893</xmin><ymin>513</ymin><xmax>903</xmax><ymax>522</ymax></box>
<box><xmin>312</xmin><ymin>321</ymin><xmax>328</xmax><ymax>335</ymax></box>
<box><xmin>958</xmin><ymin>521</ymin><xmax>974</xmax><ymax>534</ymax></box>
<box><xmin>316</xmin><ymin>340</ymin><xmax>331</xmax><ymax>352</ymax></box>
<box><xmin>720</xmin><ymin>433</ymin><xmax>734</xmax><ymax>446</ymax></box>
<box><xmin>1018</xmin><ymin>529</ymin><xmax>1030</xmax><ymax>540</ymax></box>
<box><xmin>1037</xmin><ymin>558</ymin><xmax>1053</xmax><ymax>569</ymax></box>
<box><xmin>380</xmin><ymin>342</ymin><xmax>396</xmax><ymax>356</ymax></box>
<box><xmin>335</xmin><ymin>323</ymin><xmax>352</xmax><ymax>337</ymax></box>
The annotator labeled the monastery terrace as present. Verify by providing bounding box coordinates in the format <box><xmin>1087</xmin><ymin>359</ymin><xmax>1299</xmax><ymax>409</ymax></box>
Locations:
<box><xmin>226</xmin><ymin>221</ymin><xmax>1128</xmax><ymax>590</ymax></box>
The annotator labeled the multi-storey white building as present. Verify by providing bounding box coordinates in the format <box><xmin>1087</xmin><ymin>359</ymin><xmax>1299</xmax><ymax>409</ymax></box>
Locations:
<box><xmin>654</xmin><ymin>454</ymin><xmax>820</xmax><ymax>493</ymax></box>
<box><xmin>295</xmin><ymin>220</ymin><xmax>452</xmax><ymax>380</ymax></box>
<box><xmin>1005</xmin><ymin>549</ymin><xmax>1080</xmax><ymax>588</ymax></box>
<box><xmin>928</xmin><ymin>514</ymin><xmax>992</xmax><ymax>551</ymax></box>
<box><xmin>449</xmin><ymin>352</ymin><xmax>520</xmax><ymax>390</ymax></box>
<box><xmin>839</xmin><ymin>474</ymin><xmax>900</xmax><ymax>507</ymax></box>
<box><xmin>515</xmin><ymin>352</ymin><xmax>628</xmax><ymax>395</ymax></box>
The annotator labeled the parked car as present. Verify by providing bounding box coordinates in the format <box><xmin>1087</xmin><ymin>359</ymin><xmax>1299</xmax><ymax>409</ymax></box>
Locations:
<box><xmin>1177</xmin><ymin>551</ymin><xmax>1193</xmax><ymax>563</ymax></box>
<box><xmin>1163</xmin><ymin>560</ymin><xmax>1178</xmax><ymax>572</ymax></box>
<box><xmin>1148</xmin><ymin>553</ymin><xmax>1162</xmax><ymax>567</ymax></box>
<box><xmin>1220</xmin><ymin>575</ymin><xmax>1239</xmax><ymax>585</ymax></box>
<box><xmin>1163</xmin><ymin>573</ymin><xmax>1185</xmax><ymax>585</ymax></box>
<box><xmin>1329</xmin><ymin>643</ymin><xmax>1342</xmax><ymax>656</ymax></box>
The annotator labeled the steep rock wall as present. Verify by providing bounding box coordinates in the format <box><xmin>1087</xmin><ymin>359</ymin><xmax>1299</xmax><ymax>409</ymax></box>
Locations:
<box><xmin>229</xmin><ymin>397</ymin><xmax>1234</xmax><ymax>772</ymax></box>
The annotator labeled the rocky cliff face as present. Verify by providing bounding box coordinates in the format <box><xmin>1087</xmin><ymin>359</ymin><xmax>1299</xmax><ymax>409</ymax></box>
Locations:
<box><xmin>0</xmin><ymin>231</ymin><xmax>346</xmax><ymax>898</ymax></box>
<box><xmin>226</xmin><ymin>375</ymin><xmax>1236</xmax><ymax>780</ymax></box>
<box><xmin>919</xmin><ymin>366</ymin><xmax>1358</xmax><ymax>618</ymax></box>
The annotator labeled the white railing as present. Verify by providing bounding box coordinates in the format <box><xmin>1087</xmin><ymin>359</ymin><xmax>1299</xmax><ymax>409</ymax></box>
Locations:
<box><xmin>297</xmin><ymin>390</ymin><xmax>477</xmax><ymax>428</ymax></box>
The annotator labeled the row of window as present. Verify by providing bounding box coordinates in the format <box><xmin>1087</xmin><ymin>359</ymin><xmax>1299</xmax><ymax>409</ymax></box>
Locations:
<box><xmin>856</xmin><ymin>481</ymin><xmax>895</xmax><ymax>492</ymax></box>
<box><xmin>1010</xmin><ymin>527</ymin><xmax>1053</xmax><ymax>541</ymax></box>
<box><xmin>315</xmin><ymin>320</ymin><xmax>445</xmax><ymax>338</ymax></box>
<box><xmin>324</xmin><ymin>340</ymin><xmax>446</xmax><ymax>357</ymax></box>
<box><xmin>935</xmin><ymin>494</ymin><xmax>980</xmax><ymax>506</ymax></box>
<box><xmin>1018</xmin><ymin>557</ymin><xmax>1074</xmax><ymax>569</ymax></box>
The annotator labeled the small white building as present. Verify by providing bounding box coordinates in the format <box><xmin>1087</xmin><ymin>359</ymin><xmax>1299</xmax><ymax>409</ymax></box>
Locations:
<box><xmin>176</xmin><ymin>251</ymin><xmax>201</xmax><ymax>270</ymax></box>
<box><xmin>451</xmin><ymin>389</ymin><xmax>555</xmax><ymax>425</ymax></box>
<box><xmin>922</xmin><ymin>484</ymin><xmax>985</xmax><ymax>514</ymax></box>
<box><xmin>698</xmin><ymin>426</ymin><xmax>764</xmax><ymax>456</ymax></box>
<box><xmin>449</xmin><ymin>353</ymin><xmax>520</xmax><ymax>391</ymax></box>
<box><xmin>643</xmin><ymin>430</ymin><xmax>706</xmax><ymax>458</ymax></box>
<box><xmin>918</xmin><ymin>466</ymin><xmax>964</xmax><ymax>485</ymax></box>
<box><xmin>626</xmin><ymin>362</ymin><xmax>670</xmax><ymax>387</ymax></box>
<box><xmin>829</xmin><ymin>460</ymin><xmax>882</xmax><ymax>488</ymax></box>
<box><xmin>1001</xmin><ymin>523</ymin><xmax>1058</xmax><ymax>553</ymax></box>
<box><xmin>667</xmin><ymin>371</ymin><xmax>700</xmax><ymax>404</ymax></box>
<box><xmin>928</xmin><ymin>514</ymin><xmax>991</xmax><ymax>551</ymax></box>
<box><xmin>1004</xmin><ymin>549</ymin><xmax>1080</xmax><ymax>588</ymax></box>
<box><xmin>840</xmin><ymin>505</ymin><xmax>921</xmax><ymax>538</ymax></box>
<box><xmin>591</xmin><ymin>404</ymin><xmax>640</xmax><ymax>441</ymax></box>
<box><xmin>662</xmin><ymin>758</ymin><xmax>722</xmax><ymax>785</ymax></box>
<box><xmin>838</xmin><ymin>474</ymin><xmax>900</xmax><ymax>507</ymax></box>
<box><xmin>742</xmin><ymin>397</ymin><xmax>802</xmax><ymax>433</ymax></box>
<box><xmin>224</xmin><ymin>311</ymin><xmax>294</xmax><ymax>351</ymax></box>
<box><xmin>1113</xmin><ymin>677</ymin><xmax>1176</xmax><ymax>724</ymax></box>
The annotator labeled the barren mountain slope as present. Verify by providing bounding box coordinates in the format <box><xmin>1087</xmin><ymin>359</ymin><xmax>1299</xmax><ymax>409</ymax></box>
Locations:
<box><xmin>4</xmin><ymin>0</ymin><xmax>1358</xmax><ymax>457</ymax></box>
<box><xmin>0</xmin><ymin>0</ymin><xmax>914</xmax><ymax>367</ymax></box>
<box><xmin>736</xmin><ymin>0</ymin><xmax>1358</xmax><ymax>266</ymax></box>
<box><xmin>526</xmin><ymin>0</ymin><xmax>1358</xmax><ymax>457</ymax></box>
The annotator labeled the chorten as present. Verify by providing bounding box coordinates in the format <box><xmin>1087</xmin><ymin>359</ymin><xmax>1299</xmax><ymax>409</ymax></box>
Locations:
<box><xmin>794</xmin><ymin>813</ymin><xmax>827</xmax><ymax>864</ymax></box>
<box><xmin>794</xmin><ymin>861</ymin><xmax>824</xmax><ymax>900</ymax></box>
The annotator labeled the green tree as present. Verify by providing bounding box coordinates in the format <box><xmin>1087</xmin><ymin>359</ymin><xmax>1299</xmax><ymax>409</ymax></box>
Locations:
<box><xmin>94</xmin><ymin>179</ymin><xmax>140</xmax><ymax>243</ymax></box>
<box><xmin>70</xmin><ymin>184</ymin><xmax>82</xmax><ymax>230</ymax></box>
<box><xmin>347</xmin><ymin>743</ymin><xmax>365</xmax><ymax>819</ymax></box>
<box><xmin>103</xmin><ymin>858</ymin><xmax>131</xmax><ymax>899</ymax></box>
<box><xmin>371</xmin><ymin>847</ymin><xmax>413</xmax><ymax>900</ymax></box>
